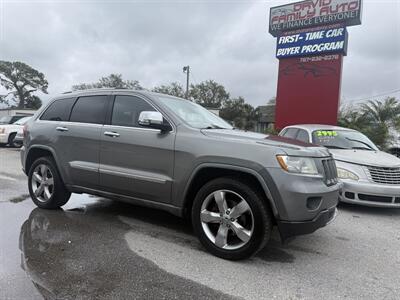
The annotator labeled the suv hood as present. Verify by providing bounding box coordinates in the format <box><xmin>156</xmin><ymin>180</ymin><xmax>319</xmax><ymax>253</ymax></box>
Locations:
<box><xmin>329</xmin><ymin>149</ymin><xmax>400</xmax><ymax>168</ymax></box>
<box><xmin>201</xmin><ymin>129</ymin><xmax>330</xmax><ymax>156</ymax></box>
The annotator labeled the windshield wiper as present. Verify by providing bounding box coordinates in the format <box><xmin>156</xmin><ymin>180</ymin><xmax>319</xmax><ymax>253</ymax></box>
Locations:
<box><xmin>345</xmin><ymin>137</ymin><xmax>374</xmax><ymax>150</ymax></box>
<box><xmin>351</xmin><ymin>146</ymin><xmax>374</xmax><ymax>151</ymax></box>
<box><xmin>324</xmin><ymin>145</ymin><xmax>349</xmax><ymax>149</ymax></box>
<box><xmin>202</xmin><ymin>124</ymin><xmax>229</xmax><ymax>129</ymax></box>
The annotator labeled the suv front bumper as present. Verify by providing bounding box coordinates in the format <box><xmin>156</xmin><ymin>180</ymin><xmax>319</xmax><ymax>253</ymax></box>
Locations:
<box><xmin>262</xmin><ymin>167</ymin><xmax>341</xmax><ymax>241</ymax></box>
<box><xmin>277</xmin><ymin>206</ymin><xmax>337</xmax><ymax>240</ymax></box>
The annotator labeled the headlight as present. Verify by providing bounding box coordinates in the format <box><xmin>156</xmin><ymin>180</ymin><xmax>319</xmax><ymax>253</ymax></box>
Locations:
<box><xmin>337</xmin><ymin>167</ymin><xmax>359</xmax><ymax>180</ymax></box>
<box><xmin>276</xmin><ymin>155</ymin><xmax>319</xmax><ymax>175</ymax></box>
<box><xmin>0</xmin><ymin>128</ymin><xmax>5</xmax><ymax>134</ymax></box>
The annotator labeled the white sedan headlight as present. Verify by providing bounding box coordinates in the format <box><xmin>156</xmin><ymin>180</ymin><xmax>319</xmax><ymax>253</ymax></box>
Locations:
<box><xmin>276</xmin><ymin>155</ymin><xmax>319</xmax><ymax>175</ymax></box>
<box><xmin>337</xmin><ymin>167</ymin><xmax>359</xmax><ymax>180</ymax></box>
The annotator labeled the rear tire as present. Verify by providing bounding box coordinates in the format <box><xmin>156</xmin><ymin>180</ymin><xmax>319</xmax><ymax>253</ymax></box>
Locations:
<box><xmin>8</xmin><ymin>133</ymin><xmax>20</xmax><ymax>148</ymax></box>
<box><xmin>192</xmin><ymin>177</ymin><xmax>272</xmax><ymax>260</ymax></box>
<box><xmin>28</xmin><ymin>157</ymin><xmax>71</xmax><ymax>209</ymax></box>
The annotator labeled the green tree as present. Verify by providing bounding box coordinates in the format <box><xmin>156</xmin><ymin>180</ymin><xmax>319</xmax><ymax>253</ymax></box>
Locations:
<box><xmin>0</xmin><ymin>61</ymin><xmax>47</xmax><ymax>108</ymax></box>
<box><xmin>267</xmin><ymin>97</ymin><xmax>276</xmax><ymax>105</ymax></box>
<box><xmin>361</xmin><ymin>97</ymin><xmax>400</xmax><ymax>130</ymax></box>
<box><xmin>72</xmin><ymin>74</ymin><xmax>143</xmax><ymax>91</ymax></box>
<box><xmin>338</xmin><ymin>105</ymin><xmax>369</xmax><ymax>132</ymax></box>
<box><xmin>220</xmin><ymin>97</ymin><xmax>256</xmax><ymax>130</ymax></box>
<box><xmin>338</xmin><ymin>97</ymin><xmax>400</xmax><ymax>149</ymax></box>
<box><xmin>189</xmin><ymin>80</ymin><xmax>229</xmax><ymax>109</ymax></box>
<box><xmin>24</xmin><ymin>95</ymin><xmax>42</xmax><ymax>109</ymax></box>
<box><xmin>152</xmin><ymin>82</ymin><xmax>185</xmax><ymax>98</ymax></box>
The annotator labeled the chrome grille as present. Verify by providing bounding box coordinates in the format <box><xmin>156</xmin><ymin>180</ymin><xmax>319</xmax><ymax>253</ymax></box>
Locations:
<box><xmin>322</xmin><ymin>158</ymin><xmax>338</xmax><ymax>186</ymax></box>
<box><xmin>366</xmin><ymin>166</ymin><xmax>400</xmax><ymax>185</ymax></box>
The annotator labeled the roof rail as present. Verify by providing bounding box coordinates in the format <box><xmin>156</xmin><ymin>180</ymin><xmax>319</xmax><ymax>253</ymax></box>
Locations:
<box><xmin>61</xmin><ymin>87</ymin><xmax>142</xmax><ymax>94</ymax></box>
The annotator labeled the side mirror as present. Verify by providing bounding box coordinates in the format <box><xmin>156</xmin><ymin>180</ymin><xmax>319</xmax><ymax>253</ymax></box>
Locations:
<box><xmin>138</xmin><ymin>111</ymin><xmax>172</xmax><ymax>132</ymax></box>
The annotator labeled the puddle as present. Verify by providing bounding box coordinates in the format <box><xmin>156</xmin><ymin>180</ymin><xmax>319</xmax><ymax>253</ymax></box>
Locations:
<box><xmin>9</xmin><ymin>194</ymin><xmax>30</xmax><ymax>203</ymax></box>
<box><xmin>335</xmin><ymin>236</ymin><xmax>350</xmax><ymax>242</ymax></box>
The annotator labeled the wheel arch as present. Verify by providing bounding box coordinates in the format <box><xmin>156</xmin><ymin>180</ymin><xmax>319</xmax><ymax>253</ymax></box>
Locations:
<box><xmin>25</xmin><ymin>145</ymin><xmax>67</xmax><ymax>183</ymax></box>
<box><xmin>182</xmin><ymin>163</ymin><xmax>279</xmax><ymax>219</ymax></box>
<box><xmin>7</xmin><ymin>131</ymin><xmax>17</xmax><ymax>142</ymax></box>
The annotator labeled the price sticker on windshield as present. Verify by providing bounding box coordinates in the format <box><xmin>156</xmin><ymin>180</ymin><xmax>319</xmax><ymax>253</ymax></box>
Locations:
<box><xmin>316</xmin><ymin>130</ymin><xmax>338</xmax><ymax>137</ymax></box>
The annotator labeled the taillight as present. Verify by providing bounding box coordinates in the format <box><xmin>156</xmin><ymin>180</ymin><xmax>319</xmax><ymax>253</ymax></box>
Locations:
<box><xmin>0</xmin><ymin>127</ymin><xmax>4</xmax><ymax>134</ymax></box>
<box><xmin>23</xmin><ymin>125</ymin><xmax>28</xmax><ymax>137</ymax></box>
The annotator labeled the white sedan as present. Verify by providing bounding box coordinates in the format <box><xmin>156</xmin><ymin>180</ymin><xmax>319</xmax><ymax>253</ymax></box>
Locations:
<box><xmin>0</xmin><ymin>116</ymin><xmax>31</xmax><ymax>148</ymax></box>
<box><xmin>279</xmin><ymin>124</ymin><xmax>400</xmax><ymax>208</ymax></box>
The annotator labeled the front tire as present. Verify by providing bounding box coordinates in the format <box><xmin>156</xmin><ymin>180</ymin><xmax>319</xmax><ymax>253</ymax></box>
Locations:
<box><xmin>28</xmin><ymin>157</ymin><xmax>71</xmax><ymax>209</ymax></box>
<box><xmin>192</xmin><ymin>177</ymin><xmax>272</xmax><ymax>260</ymax></box>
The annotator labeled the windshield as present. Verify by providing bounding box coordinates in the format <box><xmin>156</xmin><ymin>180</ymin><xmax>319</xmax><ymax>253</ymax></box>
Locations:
<box><xmin>157</xmin><ymin>96</ymin><xmax>233</xmax><ymax>129</ymax></box>
<box><xmin>0</xmin><ymin>116</ymin><xmax>12</xmax><ymax>124</ymax></box>
<box><xmin>312</xmin><ymin>129</ymin><xmax>378</xmax><ymax>151</ymax></box>
<box><xmin>14</xmin><ymin>117</ymin><xmax>31</xmax><ymax>125</ymax></box>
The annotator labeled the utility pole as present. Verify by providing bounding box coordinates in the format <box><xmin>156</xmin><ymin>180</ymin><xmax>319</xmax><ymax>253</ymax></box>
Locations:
<box><xmin>183</xmin><ymin>65</ymin><xmax>190</xmax><ymax>99</ymax></box>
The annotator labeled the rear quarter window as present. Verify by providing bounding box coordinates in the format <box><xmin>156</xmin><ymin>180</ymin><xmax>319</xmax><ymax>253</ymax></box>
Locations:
<box><xmin>282</xmin><ymin>128</ymin><xmax>299</xmax><ymax>139</ymax></box>
<box><xmin>296</xmin><ymin>129</ymin><xmax>310</xmax><ymax>143</ymax></box>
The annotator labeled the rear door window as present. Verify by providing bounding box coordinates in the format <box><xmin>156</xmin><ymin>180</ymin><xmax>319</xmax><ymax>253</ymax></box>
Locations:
<box><xmin>70</xmin><ymin>96</ymin><xmax>108</xmax><ymax>124</ymax></box>
<box><xmin>41</xmin><ymin>98</ymin><xmax>76</xmax><ymax>121</ymax></box>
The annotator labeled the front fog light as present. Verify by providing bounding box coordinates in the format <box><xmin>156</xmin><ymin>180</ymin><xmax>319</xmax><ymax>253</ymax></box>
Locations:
<box><xmin>276</xmin><ymin>155</ymin><xmax>319</xmax><ymax>175</ymax></box>
<box><xmin>337</xmin><ymin>167</ymin><xmax>359</xmax><ymax>180</ymax></box>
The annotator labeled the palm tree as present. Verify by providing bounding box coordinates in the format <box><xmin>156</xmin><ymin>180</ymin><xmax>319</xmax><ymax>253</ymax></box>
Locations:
<box><xmin>361</xmin><ymin>97</ymin><xmax>400</xmax><ymax>128</ymax></box>
<box><xmin>338</xmin><ymin>98</ymin><xmax>400</xmax><ymax>149</ymax></box>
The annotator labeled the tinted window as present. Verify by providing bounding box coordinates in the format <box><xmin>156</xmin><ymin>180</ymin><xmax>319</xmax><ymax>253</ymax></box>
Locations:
<box><xmin>11</xmin><ymin>116</ymin><xmax>25</xmax><ymax>123</ymax></box>
<box><xmin>41</xmin><ymin>98</ymin><xmax>76</xmax><ymax>121</ymax></box>
<box><xmin>70</xmin><ymin>96</ymin><xmax>108</xmax><ymax>124</ymax></box>
<box><xmin>283</xmin><ymin>128</ymin><xmax>299</xmax><ymax>139</ymax></box>
<box><xmin>296</xmin><ymin>129</ymin><xmax>310</xmax><ymax>143</ymax></box>
<box><xmin>14</xmin><ymin>116</ymin><xmax>31</xmax><ymax>125</ymax></box>
<box><xmin>111</xmin><ymin>96</ymin><xmax>156</xmax><ymax>127</ymax></box>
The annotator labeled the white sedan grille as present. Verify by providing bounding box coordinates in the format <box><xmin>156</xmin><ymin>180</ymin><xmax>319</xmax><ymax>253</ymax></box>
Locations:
<box><xmin>365</xmin><ymin>166</ymin><xmax>400</xmax><ymax>185</ymax></box>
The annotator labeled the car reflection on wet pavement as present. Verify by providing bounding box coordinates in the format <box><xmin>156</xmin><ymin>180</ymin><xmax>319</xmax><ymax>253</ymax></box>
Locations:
<box><xmin>18</xmin><ymin>197</ymin><xmax>232</xmax><ymax>300</ymax></box>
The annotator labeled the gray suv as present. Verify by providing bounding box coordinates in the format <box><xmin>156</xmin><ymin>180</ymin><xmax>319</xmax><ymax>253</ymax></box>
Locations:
<box><xmin>21</xmin><ymin>89</ymin><xmax>340</xmax><ymax>260</ymax></box>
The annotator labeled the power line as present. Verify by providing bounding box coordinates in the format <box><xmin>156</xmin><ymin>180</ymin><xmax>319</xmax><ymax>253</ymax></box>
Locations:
<box><xmin>344</xmin><ymin>88</ymin><xmax>400</xmax><ymax>103</ymax></box>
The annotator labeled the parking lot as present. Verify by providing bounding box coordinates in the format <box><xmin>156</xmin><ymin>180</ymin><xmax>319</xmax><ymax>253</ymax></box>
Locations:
<box><xmin>1</xmin><ymin>147</ymin><xmax>399</xmax><ymax>300</ymax></box>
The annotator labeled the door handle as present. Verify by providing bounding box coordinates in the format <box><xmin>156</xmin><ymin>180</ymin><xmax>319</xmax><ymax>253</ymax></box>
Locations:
<box><xmin>56</xmin><ymin>126</ymin><xmax>69</xmax><ymax>132</ymax></box>
<box><xmin>104</xmin><ymin>131</ymin><xmax>120</xmax><ymax>137</ymax></box>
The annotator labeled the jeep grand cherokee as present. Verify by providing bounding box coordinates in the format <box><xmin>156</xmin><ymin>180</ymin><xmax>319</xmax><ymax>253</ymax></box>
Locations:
<box><xmin>21</xmin><ymin>89</ymin><xmax>340</xmax><ymax>260</ymax></box>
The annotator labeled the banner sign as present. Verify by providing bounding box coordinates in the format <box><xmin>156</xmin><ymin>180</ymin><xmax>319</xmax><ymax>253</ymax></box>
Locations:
<box><xmin>269</xmin><ymin>0</ymin><xmax>362</xmax><ymax>37</ymax></box>
<box><xmin>276</xmin><ymin>27</ymin><xmax>348</xmax><ymax>58</ymax></box>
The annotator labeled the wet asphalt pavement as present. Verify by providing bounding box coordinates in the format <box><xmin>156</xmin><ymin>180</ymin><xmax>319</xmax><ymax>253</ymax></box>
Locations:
<box><xmin>1</xmin><ymin>147</ymin><xmax>400</xmax><ymax>300</ymax></box>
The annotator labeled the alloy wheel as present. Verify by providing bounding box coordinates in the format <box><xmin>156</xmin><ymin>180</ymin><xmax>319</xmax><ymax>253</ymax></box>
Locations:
<box><xmin>31</xmin><ymin>164</ymin><xmax>54</xmax><ymax>202</ymax></box>
<box><xmin>200</xmin><ymin>189</ymin><xmax>254</xmax><ymax>250</ymax></box>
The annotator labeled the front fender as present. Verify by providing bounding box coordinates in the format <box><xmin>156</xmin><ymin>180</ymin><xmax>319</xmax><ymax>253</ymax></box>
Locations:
<box><xmin>180</xmin><ymin>162</ymin><xmax>280</xmax><ymax>218</ymax></box>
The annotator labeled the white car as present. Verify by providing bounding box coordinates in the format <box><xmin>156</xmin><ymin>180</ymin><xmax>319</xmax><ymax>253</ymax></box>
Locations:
<box><xmin>279</xmin><ymin>124</ymin><xmax>400</xmax><ymax>208</ymax></box>
<box><xmin>388</xmin><ymin>128</ymin><xmax>400</xmax><ymax>158</ymax></box>
<box><xmin>0</xmin><ymin>116</ymin><xmax>31</xmax><ymax>148</ymax></box>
